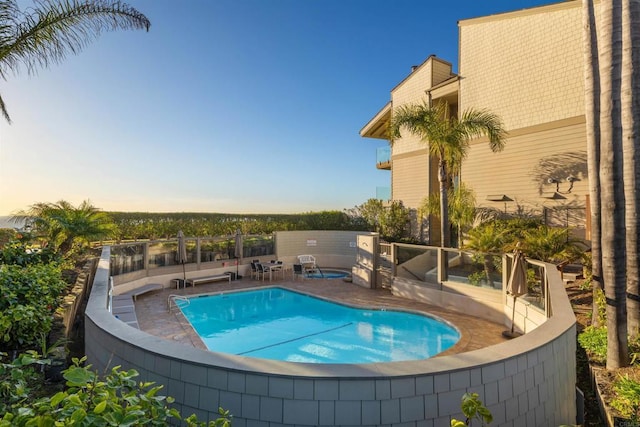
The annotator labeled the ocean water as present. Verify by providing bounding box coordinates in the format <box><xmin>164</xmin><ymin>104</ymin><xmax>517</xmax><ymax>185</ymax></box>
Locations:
<box><xmin>0</xmin><ymin>216</ymin><xmax>24</xmax><ymax>229</ymax></box>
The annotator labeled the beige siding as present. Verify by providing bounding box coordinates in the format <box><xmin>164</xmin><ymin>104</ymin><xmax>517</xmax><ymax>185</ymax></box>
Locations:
<box><xmin>459</xmin><ymin>2</ymin><xmax>584</xmax><ymax>130</ymax></box>
<box><xmin>392</xmin><ymin>151</ymin><xmax>430</xmax><ymax>209</ymax></box>
<box><xmin>432</xmin><ymin>59</ymin><xmax>454</xmax><ymax>86</ymax></box>
<box><xmin>462</xmin><ymin>118</ymin><xmax>587</xmax><ymax>226</ymax></box>
<box><xmin>391</xmin><ymin>67</ymin><xmax>432</xmax><ymax>155</ymax></box>
<box><xmin>391</xmin><ymin>57</ymin><xmax>456</xmax><ymax>155</ymax></box>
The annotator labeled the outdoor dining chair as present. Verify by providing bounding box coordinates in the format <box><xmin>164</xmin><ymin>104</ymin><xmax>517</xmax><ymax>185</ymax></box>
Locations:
<box><xmin>293</xmin><ymin>264</ymin><xmax>305</xmax><ymax>281</ymax></box>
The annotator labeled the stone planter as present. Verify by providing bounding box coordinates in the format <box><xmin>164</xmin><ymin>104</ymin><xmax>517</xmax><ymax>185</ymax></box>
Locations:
<box><xmin>591</xmin><ymin>364</ymin><xmax>636</xmax><ymax>427</ymax></box>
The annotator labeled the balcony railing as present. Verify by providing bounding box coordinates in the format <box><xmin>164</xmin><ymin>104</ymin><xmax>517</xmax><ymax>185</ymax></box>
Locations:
<box><xmin>376</xmin><ymin>146</ymin><xmax>391</xmax><ymax>169</ymax></box>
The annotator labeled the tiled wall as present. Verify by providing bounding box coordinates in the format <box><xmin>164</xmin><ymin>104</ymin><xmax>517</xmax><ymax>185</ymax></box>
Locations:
<box><xmin>86</xmin><ymin>247</ymin><xmax>576</xmax><ymax>426</ymax></box>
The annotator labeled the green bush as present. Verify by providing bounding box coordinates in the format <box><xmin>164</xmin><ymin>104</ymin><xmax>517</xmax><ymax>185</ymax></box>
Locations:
<box><xmin>0</xmin><ymin>354</ymin><xmax>231</xmax><ymax>426</ymax></box>
<box><xmin>0</xmin><ymin>352</ymin><xmax>47</xmax><ymax>414</ymax></box>
<box><xmin>0</xmin><ymin>239</ymin><xmax>59</xmax><ymax>267</ymax></box>
<box><xmin>578</xmin><ymin>326</ymin><xmax>607</xmax><ymax>364</ymax></box>
<box><xmin>450</xmin><ymin>392</ymin><xmax>492</xmax><ymax>426</ymax></box>
<box><xmin>0</xmin><ymin>263</ymin><xmax>67</xmax><ymax>350</ymax></box>
<box><xmin>612</xmin><ymin>374</ymin><xmax>640</xmax><ymax>421</ymax></box>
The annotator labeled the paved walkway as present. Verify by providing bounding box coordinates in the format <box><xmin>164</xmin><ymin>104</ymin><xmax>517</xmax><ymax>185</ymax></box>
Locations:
<box><xmin>133</xmin><ymin>275</ymin><xmax>509</xmax><ymax>357</ymax></box>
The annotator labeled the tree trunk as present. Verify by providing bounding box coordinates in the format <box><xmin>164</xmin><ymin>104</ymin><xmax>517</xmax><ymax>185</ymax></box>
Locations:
<box><xmin>599</xmin><ymin>0</ymin><xmax>629</xmax><ymax>369</ymax></box>
<box><xmin>438</xmin><ymin>158</ymin><xmax>450</xmax><ymax>248</ymax></box>
<box><xmin>583</xmin><ymin>0</ymin><xmax>604</xmax><ymax>327</ymax></box>
<box><xmin>483</xmin><ymin>255</ymin><xmax>494</xmax><ymax>287</ymax></box>
<box><xmin>622</xmin><ymin>0</ymin><xmax>640</xmax><ymax>338</ymax></box>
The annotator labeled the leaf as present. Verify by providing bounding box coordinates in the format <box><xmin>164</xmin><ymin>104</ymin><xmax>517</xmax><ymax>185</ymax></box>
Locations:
<box><xmin>64</xmin><ymin>366</ymin><xmax>95</xmax><ymax>386</ymax></box>
<box><xmin>50</xmin><ymin>391</ymin><xmax>67</xmax><ymax>407</ymax></box>
<box><xmin>70</xmin><ymin>408</ymin><xmax>87</xmax><ymax>423</ymax></box>
<box><xmin>67</xmin><ymin>394</ymin><xmax>83</xmax><ymax>406</ymax></box>
<box><xmin>94</xmin><ymin>400</ymin><xmax>107</xmax><ymax>414</ymax></box>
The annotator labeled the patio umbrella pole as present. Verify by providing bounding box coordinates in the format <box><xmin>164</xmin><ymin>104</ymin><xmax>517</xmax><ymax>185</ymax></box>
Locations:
<box><xmin>510</xmin><ymin>295</ymin><xmax>517</xmax><ymax>334</ymax></box>
<box><xmin>503</xmin><ymin>296</ymin><xmax>521</xmax><ymax>339</ymax></box>
<box><xmin>502</xmin><ymin>248</ymin><xmax>526</xmax><ymax>339</ymax></box>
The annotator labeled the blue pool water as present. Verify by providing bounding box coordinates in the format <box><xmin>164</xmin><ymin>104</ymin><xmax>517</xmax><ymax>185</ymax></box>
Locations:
<box><xmin>305</xmin><ymin>269</ymin><xmax>348</xmax><ymax>279</ymax></box>
<box><xmin>176</xmin><ymin>288</ymin><xmax>460</xmax><ymax>364</ymax></box>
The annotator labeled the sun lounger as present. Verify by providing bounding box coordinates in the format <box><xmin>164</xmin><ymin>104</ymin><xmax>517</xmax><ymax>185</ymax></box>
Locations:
<box><xmin>110</xmin><ymin>295</ymin><xmax>139</xmax><ymax>329</ymax></box>
<box><xmin>119</xmin><ymin>283</ymin><xmax>163</xmax><ymax>301</ymax></box>
<box><xmin>186</xmin><ymin>273</ymin><xmax>232</xmax><ymax>287</ymax></box>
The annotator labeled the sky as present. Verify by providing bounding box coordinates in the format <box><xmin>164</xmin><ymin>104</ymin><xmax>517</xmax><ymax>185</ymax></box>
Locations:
<box><xmin>0</xmin><ymin>0</ymin><xmax>557</xmax><ymax>216</ymax></box>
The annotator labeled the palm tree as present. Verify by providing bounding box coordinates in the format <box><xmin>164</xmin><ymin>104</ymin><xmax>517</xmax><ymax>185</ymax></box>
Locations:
<box><xmin>582</xmin><ymin>0</ymin><xmax>604</xmax><ymax>328</ymax></box>
<box><xmin>464</xmin><ymin>223</ymin><xmax>505</xmax><ymax>288</ymax></box>
<box><xmin>622</xmin><ymin>0</ymin><xmax>640</xmax><ymax>339</ymax></box>
<box><xmin>390</xmin><ymin>101</ymin><xmax>506</xmax><ymax>248</ymax></box>
<box><xmin>13</xmin><ymin>199</ymin><xmax>116</xmax><ymax>254</ymax></box>
<box><xmin>518</xmin><ymin>226</ymin><xmax>584</xmax><ymax>265</ymax></box>
<box><xmin>597</xmin><ymin>0</ymin><xmax>628</xmax><ymax>369</ymax></box>
<box><xmin>0</xmin><ymin>0</ymin><xmax>150</xmax><ymax>123</ymax></box>
<box><xmin>419</xmin><ymin>182</ymin><xmax>476</xmax><ymax>248</ymax></box>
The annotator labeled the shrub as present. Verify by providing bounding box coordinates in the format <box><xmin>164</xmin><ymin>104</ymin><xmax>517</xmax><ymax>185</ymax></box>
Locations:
<box><xmin>611</xmin><ymin>374</ymin><xmax>640</xmax><ymax>421</ymax></box>
<box><xmin>0</xmin><ymin>354</ymin><xmax>232</xmax><ymax>426</ymax></box>
<box><xmin>0</xmin><ymin>263</ymin><xmax>67</xmax><ymax>350</ymax></box>
<box><xmin>450</xmin><ymin>392</ymin><xmax>492</xmax><ymax>426</ymax></box>
<box><xmin>0</xmin><ymin>240</ymin><xmax>59</xmax><ymax>267</ymax></box>
<box><xmin>578</xmin><ymin>326</ymin><xmax>607</xmax><ymax>365</ymax></box>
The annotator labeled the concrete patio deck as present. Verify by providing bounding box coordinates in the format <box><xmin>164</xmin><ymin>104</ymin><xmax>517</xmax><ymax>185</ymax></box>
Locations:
<box><xmin>131</xmin><ymin>275</ymin><xmax>509</xmax><ymax>357</ymax></box>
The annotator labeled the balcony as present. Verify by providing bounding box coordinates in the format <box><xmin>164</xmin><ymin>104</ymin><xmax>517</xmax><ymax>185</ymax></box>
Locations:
<box><xmin>376</xmin><ymin>146</ymin><xmax>391</xmax><ymax>170</ymax></box>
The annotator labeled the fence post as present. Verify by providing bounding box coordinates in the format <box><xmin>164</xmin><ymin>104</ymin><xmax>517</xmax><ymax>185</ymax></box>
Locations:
<box><xmin>196</xmin><ymin>237</ymin><xmax>201</xmax><ymax>270</ymax></box>
<box><xmin>437</xmin><ymin>247</ymin><xmax>446</xmax><ymax>286</ymax></box>
<box><xmin>144</xmin><ymin>242</ymin><xmax>149</xmax><ymax>275</ymax></box>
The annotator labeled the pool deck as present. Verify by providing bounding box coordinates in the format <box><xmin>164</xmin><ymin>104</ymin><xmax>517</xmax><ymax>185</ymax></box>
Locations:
<box><xmin>132</xmin><ymin>275</ymin><xmax>509</xmax><ymax>357</ymax></box>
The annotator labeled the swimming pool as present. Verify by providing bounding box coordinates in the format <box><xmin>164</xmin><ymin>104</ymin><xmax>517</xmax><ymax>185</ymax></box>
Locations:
<box><xmin>176</xmin><ymin>287</ymin><xmax>460</xmax><ymax>363</ymax></box>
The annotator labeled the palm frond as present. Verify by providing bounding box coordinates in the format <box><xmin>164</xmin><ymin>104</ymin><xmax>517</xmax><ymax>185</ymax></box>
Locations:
<box><xmin>0</xmin><ymin>0</ymin><xmax>149</xmax><ymax>77</ymax></box>
<box><xmin>0</xmin><ymin>91</ymin><xmax>10</xmax><ymax>122</ymax></box>
<box><xmin>459</xmin><ymin>108</ymin><xmax>507</xmax><ymax>152</ymax></box>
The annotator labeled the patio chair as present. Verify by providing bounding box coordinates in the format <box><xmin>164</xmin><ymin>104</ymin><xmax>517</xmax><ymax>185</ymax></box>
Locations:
<box><xmin>256</xmin><ymin>263</ymin><xmax>270</xmax><ymax>281</ymax></box>
<box><xmin>250</xmin><ymin>262</ymin><xmax>259</xmax><ymax>280</ymax></box>
<box><xmin>293</xmin><ymin>264</ymin><xmax>305</xmax><ymax>281</ymax></box>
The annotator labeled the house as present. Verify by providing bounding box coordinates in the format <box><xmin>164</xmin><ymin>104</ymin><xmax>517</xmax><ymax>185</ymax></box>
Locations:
<box><xmin>360</xmin><ymin>1</ymin><xmax>589</xmax><ymax>244</ymax></box>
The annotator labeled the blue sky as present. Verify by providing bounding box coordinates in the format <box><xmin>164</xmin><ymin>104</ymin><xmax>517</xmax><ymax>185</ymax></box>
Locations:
<box><xmin>0</xmin><ymin>0</ymin><xmax>555</xmax><ymax>215</ymax></box>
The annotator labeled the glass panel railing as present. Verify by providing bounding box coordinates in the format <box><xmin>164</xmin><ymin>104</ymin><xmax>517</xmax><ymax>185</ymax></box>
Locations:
<box><xmin>376</xmin><ymin>146</ymin><xmax>390</xmax><ymax>164</ymax></box>
<box><xmin>110</xmin><ymin>243</ymin><xmax>145</xmax><ymax>276</ymax></box>
<box><xmin>244</xmin><ymin>235</ymin><xmax>275</xmax><ymax>258</ymax></box>
<box><xmin>445</xmin><ymin>249</ymin><xmax>503</xmax><ymax>290</ymax></box>
<box><xmin>395</xmin><ymin>244</ymin><xmax>439</xmax><ymax>284</ymax></box>
<box><xmin>378</xmin><ymin>242</ymin><xmax>393</xmax><ymax>270</ymax></box>
<box><xmin>200</xmin><ymin>237</ymin><xmax>234</xmax><ymax>263</ymax></box>
<box><xmin>523</xmin><ymin>262</ymin><xmax>546</xmax><ymax>311</ymax></box>
<box><xmin>148</xmin><ymin>241</ymin><xmax>179</xmax><ymax>269</ymax></box>
<box><xmin>376</xmin><ymin>186</ymin><xmax>391</xmax><ymax>201</ymax></box>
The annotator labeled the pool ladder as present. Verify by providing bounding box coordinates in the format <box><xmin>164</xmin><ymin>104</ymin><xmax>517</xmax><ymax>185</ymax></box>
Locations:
<box><xmin>307</xmin><ymin>265</ymin><xmax>325</xmax><ymax>278</ymax></box>
<box><xmin>167</xmin><ymin>294</ymin><xmax>189</xmax><ymax>313</ymax></box>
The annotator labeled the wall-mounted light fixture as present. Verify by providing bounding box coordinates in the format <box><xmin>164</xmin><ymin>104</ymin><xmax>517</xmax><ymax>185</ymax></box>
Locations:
<box><xmin>486</xmin><ymin>195</ymin><xmax>513</xmax><ymax>213</ymax></box>
<box><xmin>546</xmin><ymin>176</ymin><xmax>578</xmax><ymax>194</ymax></box>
